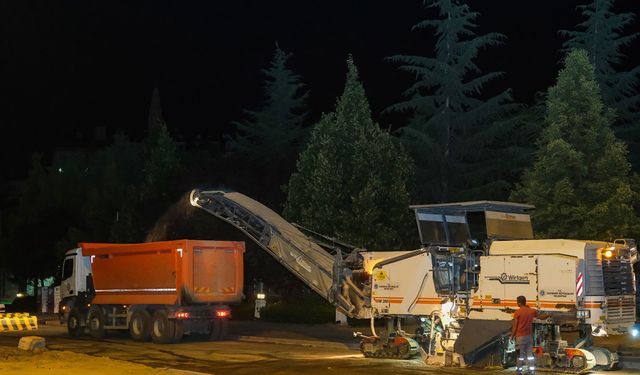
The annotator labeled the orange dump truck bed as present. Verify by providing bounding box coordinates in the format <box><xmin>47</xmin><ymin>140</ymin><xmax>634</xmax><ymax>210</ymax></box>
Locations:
<box><xmin>80</xmin><ymin>239</ymin><xmax>244</xmax><ymax>306</ymax></box>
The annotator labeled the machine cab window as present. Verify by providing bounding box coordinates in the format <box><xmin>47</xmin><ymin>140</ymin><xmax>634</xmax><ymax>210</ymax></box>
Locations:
<box><xmin>411</xmin><ymin>200</ymin><xmax>535</xmax><ymax>247</ymax></box>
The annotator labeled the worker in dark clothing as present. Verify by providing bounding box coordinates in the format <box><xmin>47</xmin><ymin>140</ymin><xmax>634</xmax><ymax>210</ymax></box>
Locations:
<box><xmin>510</xmin><ymin>295</ymin><xmax>549</xmax><ymax>374</ymax></box>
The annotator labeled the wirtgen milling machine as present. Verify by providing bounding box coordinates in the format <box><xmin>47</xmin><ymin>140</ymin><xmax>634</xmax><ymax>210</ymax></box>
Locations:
<box><xmin>190</xmin><ymin>190</ymin><xmax>636</xmax><ymax>373</ymax></box>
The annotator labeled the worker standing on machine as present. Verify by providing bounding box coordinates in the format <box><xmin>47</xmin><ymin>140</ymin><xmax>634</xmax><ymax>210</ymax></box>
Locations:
<box><xmin>511</xmin><ymin>295</ymin><xmax>549</xmax><ymax>374</ymax></box>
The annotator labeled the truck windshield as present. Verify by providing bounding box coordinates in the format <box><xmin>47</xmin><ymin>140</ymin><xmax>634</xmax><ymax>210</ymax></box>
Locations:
<box><xmin>62</xmin><ymin>258</ymin><xmax>74</xmax><ymax>280</ymax></box>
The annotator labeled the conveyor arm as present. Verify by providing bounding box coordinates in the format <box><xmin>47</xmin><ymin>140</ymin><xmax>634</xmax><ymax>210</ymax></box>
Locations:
<box><xmin>189</xmin><ymin>189</ymin><xmax>370</xmax><ymax>318</ymax></box>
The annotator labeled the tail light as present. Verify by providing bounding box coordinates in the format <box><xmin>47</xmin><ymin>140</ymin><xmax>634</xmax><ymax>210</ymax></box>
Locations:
<box><xmin>176</xmin><ymin>311</ymin><xmax>190</xmax><ymax>319</ymax></box>
<box><xmin>216</xmin><ymin>310</ymin><xmax>230</xmax><ymax>318</ymax></box>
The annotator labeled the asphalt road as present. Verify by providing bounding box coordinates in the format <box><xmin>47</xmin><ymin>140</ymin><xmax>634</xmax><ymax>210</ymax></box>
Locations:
<box><xmin>0</xmin><ymin>324</ymin><xmax>457</xmax><ymax>374</ymax></box>
<box><xmin>0</xmin><ymin>322</ymin><xmax>638</xmax><ymax>375</ymax></box>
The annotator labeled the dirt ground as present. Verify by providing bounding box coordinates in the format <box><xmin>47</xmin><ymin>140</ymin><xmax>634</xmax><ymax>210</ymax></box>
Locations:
<box><xmin>0</xmin><ymin>346</ymin><xmax>189</xmax><ymax>375</ymax></box>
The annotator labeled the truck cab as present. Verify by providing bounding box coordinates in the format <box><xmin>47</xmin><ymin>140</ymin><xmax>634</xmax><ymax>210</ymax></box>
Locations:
<box><xmin>58</xmin><ymin>248</ymin><xmax>92</xmax><ymax>321</ymax></box>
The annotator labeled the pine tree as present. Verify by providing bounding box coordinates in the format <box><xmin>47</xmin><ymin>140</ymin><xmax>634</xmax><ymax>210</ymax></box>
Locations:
<box><xmin>89</xmin><ymin>133</ymin><xmax>145</xmax><ymax>242</ymax></box>
<box><xmin>560</xmin><ymin>1</ymin><xmax>640</xmax><ymax>172</ymax></box>
<box><xmin>511</xmin><ymin>49</ymin><xmax>639</xmax><ymax>240</ymax></box>
<box><xmin>227</xmin><ymin>44</ymin><xmax>309</xmax><ymax>165</ymax></box>
<box><xmin>284</xmin><ymin>55</ymin><xmax>414</xmax><ymax>250</ymax></box>
<box><xmin>226</xmin><ymin>44</ymin><xmax>310</xmax><ymax>208</ymax></box>
<box><xmin>386</xmin><ymin>0</ymin><xmax>523</xmax><ymax>203</ymax></box>
<box><xmin>141</xmin><ymin>89</ymin><xmax>180</xmax><ymax>201</ymax></box>
<box><xmin>560</xmin><ymin>0</ymin><xmax>640</xmax><ymax>124</ymax></box>
<box><xmin>2</xmin><ymin>153</ymin><xmax>91</xmax><ymax>286</ymax></box>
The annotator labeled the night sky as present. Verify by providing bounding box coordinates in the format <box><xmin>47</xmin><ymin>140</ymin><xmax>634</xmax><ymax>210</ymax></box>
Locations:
<box><xmin>2</xmin><ymin>0</ymin><xmax>639</xmax><ymax>181</ymax></box>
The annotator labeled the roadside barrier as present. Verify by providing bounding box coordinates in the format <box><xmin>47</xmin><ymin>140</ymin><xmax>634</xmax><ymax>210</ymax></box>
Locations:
<box><xmin>0</xmin><ymin>313</ymin><xmax>38</xmax><ymax>331</ymax></box>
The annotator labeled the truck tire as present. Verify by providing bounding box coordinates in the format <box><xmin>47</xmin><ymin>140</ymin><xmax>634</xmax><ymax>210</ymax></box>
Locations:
<box><xmin>88</xmin><ymin>306</ymin><xmax>106</xmax><ymax>339</ymax></box>
<box><xmin>209</xmin><ymin>318</ymin><xmax>229</xmax><ymax>341</ymax></box>
<box><xmin>173</xmin><ymin>320</ymin><xmax>184</xmax><ymax>343</ymax></box>
<box><xmin>151</xmin><ymin>309</ymin><xmax>175</xmax><ymax>344</ymax></box>
<box><xmin>67</xmin><ymin>308</ymin><xmax>84</xmax><ymax>337</ymax></box>
<box><xmin>129</xmin><ymin>309</ymin><xmax>152</xmax><ymax>342</ymax></box>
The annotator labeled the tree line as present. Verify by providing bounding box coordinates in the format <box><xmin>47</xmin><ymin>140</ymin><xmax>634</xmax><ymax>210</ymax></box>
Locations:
<box><xmin>1</xmin><ymin>0</ymin><xmax>639</xmax><ymax>295</ymax></box>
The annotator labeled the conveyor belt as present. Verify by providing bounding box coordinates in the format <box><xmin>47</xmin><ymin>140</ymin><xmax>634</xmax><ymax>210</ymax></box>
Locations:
<box><xmin>189</xmin><ymin>189</ymin><xmax>368</xmax><ymax>317</ymax></box>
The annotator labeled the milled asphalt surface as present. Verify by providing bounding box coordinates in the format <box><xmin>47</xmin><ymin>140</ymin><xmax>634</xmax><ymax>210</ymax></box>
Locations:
<box><xmin>36</xmin><ymin>313</ymin><xmax>361</xmax><ymax>349</ymax></box>
<box><xmin>29</xmin><ymin>313</ymin><xmax>640</xmax><ymax>371</ymax></box>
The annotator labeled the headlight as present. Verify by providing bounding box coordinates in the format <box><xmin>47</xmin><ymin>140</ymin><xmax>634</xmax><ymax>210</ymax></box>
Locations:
<box><xmin>632</xmin><ymin>328</ymin><xmax>639</xmax><ymax>337</ymax></box>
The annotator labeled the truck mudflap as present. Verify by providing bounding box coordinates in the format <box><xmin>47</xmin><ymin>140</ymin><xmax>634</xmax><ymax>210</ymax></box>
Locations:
<box><xmin>453</xmin><ymin>319</ymin><xmax>513</xmax><ymax>367</ymax></box>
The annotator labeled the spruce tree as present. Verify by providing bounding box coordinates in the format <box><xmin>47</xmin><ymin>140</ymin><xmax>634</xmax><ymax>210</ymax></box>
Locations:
<box><xmin>386</xmin><ymin>0</ymin><xmax>523</xmax><ymax>203</ymax></box>
<box><xmin>560</xmin><ymin>0</ymin><xmax>640</xmax><ymax>124</ymax></box>
<box><xmin>226</xmin><ymin>44</ymin><xmax>309</xmax><ymax>207</ymax></box>
<box><xmin>284</xmin><ymin>55</ymin><xmax>414</xmax><ymax>250</ymax></box>
<box><xmin>511</xmin><ymin>49</ymin><xmax>639</xmax><ymax>240</ymax></box>
<box><xmin>141</xmin><ymin>89</ymin><xmax>180</xmax><ymax>201</ymax></box>
<box><xmin>227</xmin><ymin>44</ymin><xmax>309</xmax><ymax>165</ymax></box>
<box><xmin>560</xmin><ymin>1</ymin><xmax>640</xmax><ymax>171</ymax></box>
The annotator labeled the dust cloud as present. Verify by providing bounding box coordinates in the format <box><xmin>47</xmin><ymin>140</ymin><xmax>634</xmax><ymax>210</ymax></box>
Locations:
<box><xmin>145</xmin><ymin>190</ymin><xmax>247</xmax><ymax>243</ymax></box>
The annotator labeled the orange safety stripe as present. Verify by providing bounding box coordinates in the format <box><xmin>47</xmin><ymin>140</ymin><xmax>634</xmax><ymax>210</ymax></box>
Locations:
<box><xmin>374</xmin><ymin>297</ymin><xmax>446</xmax><ymax>305</ymax></box>
<box><xmin>373</xmin><ymin>297</ymin><xmax>404</xmax><ymax>303</ymax></box>
<box><xmin>473</xmin><ymin>298</ymin><xmax>577</xmax><ymax>309</ymax></box>
<box><xmin>473</xmin><ymin>301</ymin><xmax>519</xmax><ymax>307</ymax></box>
<box><xmin>415</xmin><ymin>298</ymin><xmax>445</xmax><ymax>304</ymax></box>
<box><xmin>584</xmin><ymin>303</ymin><xmax>601</xmax><ymax>308</ymax></box>
<box><xmin>377</xmin><ymin>296</ymin><xmax>586</xmax><ymax>308</ymax></box>
<box><xmin>475</xmin><ymin>298</ymin><xmax>576</xmax><ymax>304</ymax></box>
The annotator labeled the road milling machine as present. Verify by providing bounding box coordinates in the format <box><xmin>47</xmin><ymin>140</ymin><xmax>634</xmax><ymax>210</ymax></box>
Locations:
<box><xmin>189</xmin><ymin>189</ymin><xmax>636</xmax><ymax>373</ymax></box>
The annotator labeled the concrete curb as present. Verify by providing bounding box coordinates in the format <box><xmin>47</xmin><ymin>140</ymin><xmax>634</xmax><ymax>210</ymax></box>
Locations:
<box><xmin>229</xmin><ymin>335</ymin><xmax>360</xmax><ymax>350</ymax></box>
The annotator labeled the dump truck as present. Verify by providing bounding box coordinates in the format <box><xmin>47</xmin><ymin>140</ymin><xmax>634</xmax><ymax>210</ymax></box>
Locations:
<box><xmin>58</xmin><ymin>239</ymin><xmax>244</xmax><ymax>343</ymax></box>
<box><xmin>189</xmin><ymin>189</ymin><xmax>635</xmax><ymax>372</ymax></box>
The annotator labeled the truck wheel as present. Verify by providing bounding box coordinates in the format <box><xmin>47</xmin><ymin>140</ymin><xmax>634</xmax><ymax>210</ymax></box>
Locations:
<box><xmin>67</xmin><ymin>308</ymin><xmax>84</xmax><ymax>337</ymax></box>
<box><xmin>172</xmin><ymin>320</ymin><xmax>184</xmax><ymax>343</ymax></box>
<box><xmin>88</xmin><ymin>306</ymin><xmax>106</xmax><ymax>339</ymax></box>
<box><xmin>129</xmin><ymin>309</ymin><xmax>152</xmax><ymax>342</ymax></box>
<box><xmin>151</xmin><ymin>309</ymin><xmax>175</xmax><ymax>344</ymax></box>
<box><xmin>209</xmin><ymin>318</ymin><xmax>229</xmax><ymax>341</ymax></box>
